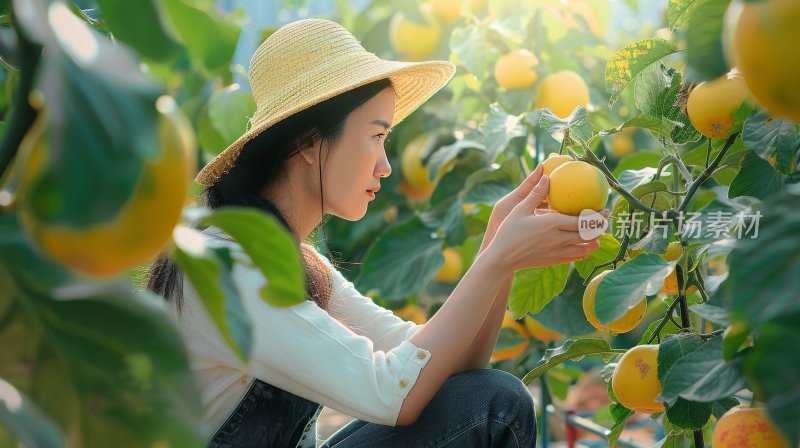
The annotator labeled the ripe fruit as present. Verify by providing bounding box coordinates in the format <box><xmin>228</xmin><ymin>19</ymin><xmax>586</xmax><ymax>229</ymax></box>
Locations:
<box><xmin>611</xmin><ymin>344</ymin><xmax>666</xmax><ymax>414</ymax></box>
<box><xmin>583</xmin><ymin>269</ymin><xmax>647</xmax><ymax>333</ymax></box>
<box><xmin>433</xmin><ymin>247</ymin><xmax>463</xmax><ymax>282</ymax></box>
<box><xmin>609</xmin><ymin>133</ymin><xmax>634</xmax><ymax>158</ymax></box>
<box><xmin>398</xmin><ymin>179</ymin><xmax>435</xmax><ymax>201</ymax></box>
<box><xmin>524</xmin><ymin>316</ymin><xmax>563</xmax><ymax>343</ymax></box>
<box><xmin>713</xmin><ymin>406</ymin><xmax>789</xmax><ymax>448</ymax></box>
<box><xmin>389</xmin><ymin>4</ymin><xmax>442</xmax><ymax>60</ymax></box>
<box><xmin>430</xmin><ymin>0</ymin><xmax>485</xmax><ymax>24</ymax></box>
<box><xmin>687</xmin><ymin>69</ymin><xmax>749</xmax><ymax>139</ymax></box>
<box><xmin>491</xmin><ymin>312</ymin><xmax>529</xmax><ymax>362</ymax></box>
<box><xmin>734</xmin><ymin>0</ymin><xmax>800</xmax><ymax>122</ymax></box>
<box><xmin>535</xmin><ymin>71</ymin><xmax>590</xmax><ymax>118</ymax></box>
<box><xmin>494</xmin><ymin>49</ymin><xmax>539</xmax><ymax>90</ymax></box>
<box><xmin>401</xmin><ymin>133</ymin><xmax>437</xmax><ymax>189</ymax></box>
<box><xmin>394</xmin><ymin>303</ymin><xmax>428</xmax><ymax>324</ymax></box>
<box><xmin>659</xmin><ymin>242</ymin><xmax>698</xmax><ymax>295</ymax></box>
<box><xmin>541</xmin><ymin>153</ymin><xmax>573</xmax><ymax>176</ymax></box>
<box><xmin>548</xmin><ymin>161</ymin><xmax>610</xmax><ymax>216</ymax></box>
<box><xmin>19</xmin><ymin>96</ymin><xmax>195</xmax><ymax>278</ymax></box>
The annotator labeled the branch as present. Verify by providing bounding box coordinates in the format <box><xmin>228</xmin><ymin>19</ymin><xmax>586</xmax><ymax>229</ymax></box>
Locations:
<box><xmin>570</xmin><ymin>138</ymin><xmax>662</xmax><ymax>216</ymax></box>
<box><xmin>646</xmin><ymin>297</ymin><xmax>683</xmax><ymax>344</ymax></box>
<box><xmin>678</xmin><ymin>133</ymin><xmax>740</xmax><ymax>212</ymax></box>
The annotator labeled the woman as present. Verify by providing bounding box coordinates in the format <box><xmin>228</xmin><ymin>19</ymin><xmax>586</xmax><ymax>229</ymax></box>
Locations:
<box><xmin>145</xmin><ymin>18</ymin><xmax>604</xmax><ymax>448</ymax></box>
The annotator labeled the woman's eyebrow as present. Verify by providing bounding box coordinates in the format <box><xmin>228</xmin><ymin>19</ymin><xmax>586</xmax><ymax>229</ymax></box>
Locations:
<box><xmin>370</xmin><ymin>119</ymin><xmax>391</xmax><ymax>131</ymax></box>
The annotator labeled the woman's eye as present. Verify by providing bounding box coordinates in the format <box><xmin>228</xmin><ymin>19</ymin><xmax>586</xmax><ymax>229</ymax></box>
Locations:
<box><xmin>375</xmin><ymin>133</ymin><xmax>385</xmax><ymax>142</ymax></box>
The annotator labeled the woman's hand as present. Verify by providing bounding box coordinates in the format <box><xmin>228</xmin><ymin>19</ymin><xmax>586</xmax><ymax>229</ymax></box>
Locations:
<box><xmin>485</xmin><ymin>170</ymin><xmax>608</xmax><ymax>272</ymax></box>
<box><xmin>483</xmin><ymin>164</ymin><xmax>553</xmax><ymax>247</ymax></box>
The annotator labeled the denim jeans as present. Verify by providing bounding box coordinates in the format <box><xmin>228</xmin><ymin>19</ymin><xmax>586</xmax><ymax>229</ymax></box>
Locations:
<box><xmin>321</xmin><ymin>369</ymin><xmax>537</xmax><ymax>447</ymax></box>
<box><xmin>208</xmin><ymin>379</ymin><xmax>322</xmax><ymax>447</ymax></box>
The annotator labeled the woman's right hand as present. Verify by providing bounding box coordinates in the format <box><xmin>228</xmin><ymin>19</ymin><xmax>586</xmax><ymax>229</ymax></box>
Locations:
<box><xmin>485</xmin><ymin>173</ymin><xmax>607</xmax><ymax>272</ymax></box>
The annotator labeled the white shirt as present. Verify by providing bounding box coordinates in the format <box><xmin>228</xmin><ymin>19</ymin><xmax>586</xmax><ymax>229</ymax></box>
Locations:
<box><xmin>173</xmin><ymin>226</ymin><xmax>430</xmax><ymax>447</ymax></box>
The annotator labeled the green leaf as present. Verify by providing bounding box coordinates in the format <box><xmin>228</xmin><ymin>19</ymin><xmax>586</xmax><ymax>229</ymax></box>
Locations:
<box><xmin>0</xmin><ymin>377</ymin><xmax>64</xmax><ymax>448</ymax></box>
<box><xmin>173</xmin><ymin>227</ymin><xmax>252</xmax><ymax>362</ymax></box>
<box><xmin>537</xmin><ymin>106</ymin><xmax>593</xmax><ymax>143</ymax></box>
<box><xmin>419</xmin><ymin>198</ymin><xmax>468</xmax><ymax>247</ymax></box>
<box><xmin>574</xmin><ymin>233</ymin><xmax>621</xmax><ymax>279</ymax></box>
<box><xmin>633</xmin><ymin>62</ymin><xmax>700</xmax><ymax>145</ymax></box>
<box><xmin>160</xmin><ymin>0</ymin><xmax>241</xmax><ymax>72</ymax></box>
<box><xmin>356</xmin><ymin>216</ymin><xmax>444</xmax><ymax>299</ymax></box>
<box><xmin>94</xmin><ymin>0</ymin><xmax>181</xmax><ymax>61</ymax></box>
<box><xmin>639</xmin><ymin>316</ymin><xmax>682</xmax><ymax>345</ymax></box>
<box><xmin>522</xmin><ymin>338</ymin><xmax>617</xmax><ymax>384</ymax></box>
<box><xmin>480</xmin><ymin>103</ymin><xmax>527</xmax><ymax>161</ymax></box>
<box><xmin>658</xmin><ymin>335</ymin><xmax>747</xmax><ymax>405</ymax></box>
<box><xmin>657</xmin><ymin>333</ymin><xmax>705</xmax><ymax>386</ymax></box>
<box><xmin>206</xmin><ymin>84</ymin><xmax>256</xmax><ymax>150</ymax></box>
<box><xmin>462</xmin><ymin>158</ymin><xmax>524</xmax><ymax>205</ymax></box>
<box><xmin>449</xmin><ymin>25</ymin><xmax>490</xmax><ymax>80</ymax></box>
<box><xmin>534</xmin><ymin>270</ymin><xmax>598</xmax><ymax>336</ymax></box>
<box><xmin>668</xmin><ymin>0</ymin><xmax>702</xmax><ymax>30</ymax></box>
<box><xmin>612</xmin><ymin>149</ymin><xmax>663</xmax><ymax>177</ymax></box>
<box><xmin>728</xmin><ymin>151</ymin><xmax>782</xmax><ymax>200</ymax></box>
<box><xmin>652</xmin><ymin>432</ymin><xmax>689</xmax><ymax>448</ymax></box>
<box><xmin>744</xmin><ymin>312</ymin><xmax>800</xmax><ymax>447</ymax></box>
<box><xmin>712</xmin><ymin>396</ymin><xmax>740</xmax><ymax>419</ymax></box>
<box><xmin>0</xmin><ymin>237</ymin><xmax>205</xmax><ymax>446</ymax></box>
<box><xmin>666</xmin><ymin>398</ymin><xmax>713</xmax><ymax>430</ymax></box>
<box><xmin>15</xmin><ymin>0</ymin><xmax>163</xmax><ymax>226</ymax></box>
<box><xmin>728</xmin><ymin>185</ymin><xmax>800</xmax><ymax>324</ymax></box>
<box><xmin>508</xmin><ymin>263</ymin><xmax>570</xmax><ymax>319</ymax></box>
<box><xmin>685</xmin><ymin>0</ymin><xmax>731</xmax><ymax>82</ymax></box>
<box><xmin>742</xmin><ymin>111</ymin><xmax>799</xmax><ymax>175</ymax></box>
<box><xmin>607</xmin><ymin>400</ymin><xmax>635</xmax><ymax>447</ymax></box>
<box><xmin>604</xmin><ymin>38</ymin><xmax>680</xmax><ymax>107</ymax></box>
<box><xmin>595</xmin><ymin>254</ymin><xmax>672</xmax><ymax>325</ymax></box>
<box><xmin>202</xmin><ymin>207</ymin><xmax>306</xmax><ymax>307</ymax></box>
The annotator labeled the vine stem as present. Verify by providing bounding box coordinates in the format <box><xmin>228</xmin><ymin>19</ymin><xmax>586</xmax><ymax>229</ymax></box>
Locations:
<box><xmin>678</xmin><ymin>133</ymin><xmax>740</xmax><ymax>212</ymax></box>
<box><xmin>646</xmin><ymin>297</ymin><xmax>683</xmax><ymax>344</ymax></box>
<box><xmin>676</xmin><ymin>265</ymin><xmax>706</xmax><ymax>448</ymax></box>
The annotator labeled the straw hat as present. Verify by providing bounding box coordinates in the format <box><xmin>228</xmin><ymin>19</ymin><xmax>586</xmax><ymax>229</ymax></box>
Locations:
<box><xmin>195</xmin><ymin>18</ymin><xmax>456</xmax><ymax>186</ymax></box>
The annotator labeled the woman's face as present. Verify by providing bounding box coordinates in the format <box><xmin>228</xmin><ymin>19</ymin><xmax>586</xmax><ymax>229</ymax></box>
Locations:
<box><xmin>321</xmin><ymin>87</ymin><xmax>395</xmax><ymax>221</ymax></box>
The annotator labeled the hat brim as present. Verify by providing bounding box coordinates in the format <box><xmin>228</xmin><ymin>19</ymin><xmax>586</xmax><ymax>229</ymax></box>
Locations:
<box><xmin>195</xmin><ymin>58</ymin><xmax>456</xmax><ymax>186</ymax></box>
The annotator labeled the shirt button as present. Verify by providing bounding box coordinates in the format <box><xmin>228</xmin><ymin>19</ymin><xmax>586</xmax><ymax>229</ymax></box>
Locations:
<box><xmin>399</xmin><ymin>379</ymin><xmax>407</xmax><ymax>388</ymax></box>
<box><xmin>416</xmin><ymin>351</ymin><xmax>426</xmax><ymax>360</ymax></box>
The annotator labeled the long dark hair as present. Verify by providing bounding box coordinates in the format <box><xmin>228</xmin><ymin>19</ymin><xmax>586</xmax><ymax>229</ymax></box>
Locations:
<box><xmin>144</xmin><ymin>78</ymin><xmax>394</xmax><ymax>313</ymax></box>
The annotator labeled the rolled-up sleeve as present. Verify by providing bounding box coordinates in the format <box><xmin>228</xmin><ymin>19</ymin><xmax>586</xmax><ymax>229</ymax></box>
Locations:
<box><xmin>327</xmin><ymin>269</ymin><xmax>424</xmax><ymax>353</ymax></box>
<box><xmin>228</xmin><ymin>261</ymin><xmax>430</xmax><ymax>426</ymax></box>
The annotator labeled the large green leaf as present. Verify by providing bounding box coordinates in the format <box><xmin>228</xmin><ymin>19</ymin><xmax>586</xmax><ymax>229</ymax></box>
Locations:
<box><xmin>479</xmin><ymin>103</ymin><xmax>527</xmax><ymax>161</ymax></box>
<box><xmin>462</xmin><ymin>158</ymin><xmax>523</xmax><ymax>205</ymax></box>
<box><xmin>668</xmin><ymin>0</ymin><xmax>702</xmax><ymax>30</ymax></box>
<box><xmin>742</xmin><ymin>111</ymin><xmax>799</xmax><ymax>175</ymax></box>
<box><xmin>508</xmin><ymin>263</ymin><xmax>570</xmax><ymax>319</ymax></box>
<box><xmin>14</xmin><ymin>0</ymin><xmax>162</xmax><ymax>226</ymax></box>
<box><xmin>204</xmin><ymin>83</ymin><xmax>256</xmax><ymax>153</ymax></box>
<box><xmin>573</xmin><ymin>233</ymin><xmax>621</xmax><ymax>279</ymax></box>
<box><xmin>94</xmin><ymin>0</ymin><xmax>181</xmax><ymax>62</ymax></box>
<box><xmin>633</xmin><ymin>62</ymin><xmax>700</xmax><ymax>145</ymax></box>
<box><xmin>594</xmin><ymin>254</ymin><xmax>672</xmax><ymax>325</ymax></box>
<box><xmin>533</xmin><ymin>271</ymin><xmax>597</xmax><ymax>336</ymax></box>
<box><xmin>356</xmin><ymin>216</ymin><xmax>444</xmax><ymax>299</ymax></box>
<box><xmin>685</xmin><ymin>0</ymin><xmax>731</xmax><ymax>82</ymax></box>
<box><xmin>449</xmin><ymin>25</ymin><xmax>491</xmax><ymax>80</ymax></box>
<box><xmin>200</xmin><ymin>207</ymin><xmax>306</xmax><ymax>307</ymax></box>
<box><xmin>173</xmin><ymin>227</ymin><xmax>252</xmax><ymax>362</ymax></box>
<box><xmin>522</xmin><ymin>338</ymin><xmax>620</xmax><ymax>384</ymax></box>
<box><xmin>0</xmin><ymin>225</ymin><xmax>205</xmax><ymax>446</ymax></box>
<box><xmin>604</xmin><ymin>38</ymin><xmax>680</xmax><ymax>107</ymax></box>
<box><xmin>658</xmin><ymin>335</ymin><xmax>746</xmax><ymax>405</ymax></box>
<box><xmin>160</xmin><ymin>0</ymin><xmax>240</xmax><ymax>72</ymax></box>
<box><xmin>727</xmin><ymin>184</ymin><xmax>800</xmax><ymax>324</ymax></box>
